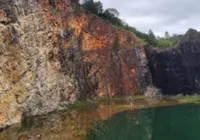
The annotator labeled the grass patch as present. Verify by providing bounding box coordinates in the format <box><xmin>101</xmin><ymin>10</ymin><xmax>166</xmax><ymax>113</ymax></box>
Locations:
<box><xmin>175</xmin><ymin>95</ymin><xmax>200</xmax><ymax>104</ymax></box>
<box><xmin>95</xmin><ymin>97</ymin><xmax>123</xmax><ymax>103</ymax></box>
<box><xmin>60</xmin><ymin>96</ymin><xmax>146</xmax><ymax>110</ymax></box>
<box><xmin>61</xmin><ymin>97</ymin><xmax>128</xmax><ymax>110</ymax></box>
<box><xmin>96</xmin><ymin>96</ymin><xmax>145</xmax><ymax>102</ymax></box>
<box><xmin>155</xmin><ymin>95</ymin><xmax>200</xmax><ymax>104</ymax></box>
<box><xmin>77</xmin><ymin>129</ymin><xmax>87</xmax><ymax>137</ymax></box>
<box><xmin>117</xmin><ymin>105</ymin><xmax>132</xmax><ymax>109</ymax></box>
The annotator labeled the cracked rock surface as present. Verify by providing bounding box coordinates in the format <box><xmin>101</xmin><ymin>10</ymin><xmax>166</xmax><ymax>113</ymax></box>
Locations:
<box><xmin>0</xmin><ymin>0</ymin><xmax>151</xmax><ymax>127</ymax></box>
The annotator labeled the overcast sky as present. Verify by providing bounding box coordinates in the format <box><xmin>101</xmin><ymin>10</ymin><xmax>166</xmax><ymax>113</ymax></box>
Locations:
<box><xmin>92</xmin><ymin>0</ymin><xmax>200</xmax><ymax>37</ymax></box>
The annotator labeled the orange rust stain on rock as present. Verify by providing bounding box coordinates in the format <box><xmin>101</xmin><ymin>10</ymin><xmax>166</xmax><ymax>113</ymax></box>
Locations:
<box><xmin>96</xmin><ymin>26</ymin><xmax>101</xmax><ymax>31</ymax></box>
<box><xmin>0</xmin><ymin>113</ymin><xmax>6</xmax><ymax>126</ymax></box>
<box><xmin>82</xmin><ymin>32</ymin><xmax>105</xmax><ymax>51</ymax></box>
<box><xmin>68</xmin><ymin>13</ymin><xmax>88</xmax><ymax>37</ymax></box>
<box><xmin>63</xmin><ymin>41</ymin><xmax>71</xmax><ymax>48</ymax></box>
<box><xmin>121</xmin><ymin>59</ymin><xmax>138</xmax><ymax>95</ymax></box>
<box><xmin>38</xmin><ymin>0</ymin><xmax>142</xmax><ymax>97</ymax></box>
<box><xmin>131</xmin><ymin>68</ymin><xmax>136</xmax><ymax>73</ymax></box>
<box><xmin>39</xmin><ymin>0</ymin><xmax>139</xmax><ymax>51</ymax></box>
<box><xmin>55</xmin><ymin>1</ymin><xmax>67</xmax><ymax>10</ymax></box>
<box><xmin>98</xmin><ymin>90</ymin><xmax>105</xmax><ymax>97</ymax></box>
<box><xmin>83</xmin><ymin>53</ymin><xmax>99</xmax><ymax>62</ymax></box>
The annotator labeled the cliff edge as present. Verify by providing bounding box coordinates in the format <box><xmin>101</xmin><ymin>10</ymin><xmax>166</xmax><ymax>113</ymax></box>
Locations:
<box><xmin>0</xmin><ymin>0</ymin><xmax>151</xmax><ymax>127</ymax></box>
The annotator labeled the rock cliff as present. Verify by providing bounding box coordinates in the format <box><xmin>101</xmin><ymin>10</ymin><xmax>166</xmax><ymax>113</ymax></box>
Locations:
<box><xmin>145</xmin><ymin>29</ymin><xmax>200</xmax><ymax>95</ymax></box>
<box><xmin>0</xmin><ymin>0</ymin><xmax>151</xmax><ymax>127</ymax></box>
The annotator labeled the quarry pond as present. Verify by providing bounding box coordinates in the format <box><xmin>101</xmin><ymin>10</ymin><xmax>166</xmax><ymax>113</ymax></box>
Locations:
<box><xmin>2</xmin><ymin>0</ymin><xmax>200</xmax><ymax>140</ymax></box>
<box><xmin>87</xmin><ymin>104</ymin><xmax>200</xmax><ymax>140</ymax></box>
<box><xmin>0</xmin><ymin>96</ymin><xmax>200</xmax><ymax>140</ymax></box>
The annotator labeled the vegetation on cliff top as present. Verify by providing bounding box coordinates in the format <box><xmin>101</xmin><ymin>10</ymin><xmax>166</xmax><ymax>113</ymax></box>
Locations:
<box><xmin>76</xmin><ymin>0</ymin><xmax>183</xmax><ymax>48</ymax></box>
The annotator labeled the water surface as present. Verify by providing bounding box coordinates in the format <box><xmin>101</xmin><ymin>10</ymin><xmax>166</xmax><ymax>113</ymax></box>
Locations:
<box><xmin>87</xmin><ymin>104</ymin><xmax>200</xmax><ymax>140</ymax></box>
<box><xmin>0</xmin><ymin>98</ymin><xmax>179</xmax><ymax>140</ymax></box>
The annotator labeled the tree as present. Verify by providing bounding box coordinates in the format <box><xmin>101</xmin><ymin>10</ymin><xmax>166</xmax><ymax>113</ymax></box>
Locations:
<box><xmin>82</xmin><ymin>0</ymin><xmax>103</xmax><ymax>15</ymax></box>
<box><xmin>157</xmin><ymin>39</ymin><xmax>172</xmax><ymax>48</ymax></box>
<box><xmin>95</xmin><ymin>1</ymin><xmax>103</xmax><ymax>14</ymax></box>
<box><xmin>101</xmin><ymin>9</ymin><xmax>123</xmax><ymax>26</ymax></box>
<box><xmin>148</xmin><ymin>29</ymin><xmax>157</xmax><ymax>47</ymax></box>
<box><xmin>165</xmin><ymin>31</ymin><xmax>170</xmax><ymax>39</ymax></box>
<box><xmin>105</xmin><ymin>8</ymin><xmax>120</xmax><ymax>17</ymax></box>
<box><xmin>148</xmin><ymin>29</ymin><xmax>156</xmax><ymax>39</ymax></box>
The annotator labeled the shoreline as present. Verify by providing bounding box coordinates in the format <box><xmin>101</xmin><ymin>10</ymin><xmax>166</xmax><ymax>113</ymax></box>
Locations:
<box><xmin>1</xmin><ymin>95</ymin><xmax>200</xmax><ymax>140</ymax></box>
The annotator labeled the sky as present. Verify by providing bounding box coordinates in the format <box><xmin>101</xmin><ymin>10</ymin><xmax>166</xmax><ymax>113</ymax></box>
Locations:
<box><xmin>92</xmin><ymin>0</ymin><xmax>200</xmax><ymax>37</ymax></box>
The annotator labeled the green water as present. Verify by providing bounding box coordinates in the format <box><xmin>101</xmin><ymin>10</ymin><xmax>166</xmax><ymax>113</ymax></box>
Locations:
<box><xmin>87</xmin><ymin>104</ymin><xmax>200</xmax><ymax>140</ymax></box>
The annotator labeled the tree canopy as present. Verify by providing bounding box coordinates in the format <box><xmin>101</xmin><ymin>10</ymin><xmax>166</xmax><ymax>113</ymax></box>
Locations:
<box><xmin>82</xmin><ymin>0</ymin><xmax>103</xmax><ymax>15</ymax></box>
<box><xmin>106</xmin><ymin>8</ymin><xmax>120</xmax><ymax>17</ymax></box>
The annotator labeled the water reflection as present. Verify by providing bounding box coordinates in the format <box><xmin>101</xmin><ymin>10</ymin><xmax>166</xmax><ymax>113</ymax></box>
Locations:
<box><xmin>87</xmin><ymin>104</ymin><xmax>200</xmax><ymax>140</ymax></box>
<box><xmin>0</xmin><ymin>99</ymin><xmax>178</xmax><ymax>140</ymax></box>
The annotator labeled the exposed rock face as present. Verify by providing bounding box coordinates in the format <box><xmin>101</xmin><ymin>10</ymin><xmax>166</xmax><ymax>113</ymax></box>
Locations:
<box><xmin>0</xmin><ymin>0</ymin><xmax>151</xmax><ymax>127</ymax></box>
<box><xmin>145</xmin><ymin>29</ymin><xmax>200</xmax><ymax>95</ymax></box>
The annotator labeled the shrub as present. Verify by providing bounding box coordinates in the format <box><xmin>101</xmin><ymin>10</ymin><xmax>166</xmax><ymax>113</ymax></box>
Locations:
<box><xmin>144</xmin><ymin>86</ymin><xmax>162</xmax><ymax>100</ymax></box>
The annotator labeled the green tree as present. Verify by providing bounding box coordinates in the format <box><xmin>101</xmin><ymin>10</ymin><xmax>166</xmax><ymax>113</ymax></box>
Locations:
<box><xmin>101</xmin><ymin>10</ymin><xmax>123</xmax><ymax>26</ymax></box>
<box><xmin>157</xmin><ymin>39</ymin><xmax>172</xmax><ymax>48</ymax></box>
<box><xmin>82</xmin><ymin>0</ymin><xmax>103</xmax><ymax>15</ymax></box>
<box><xmin>105</xmin><ymin>8</ymin><xmax>120</xmax><ymax>17</ymax></box>
<box><xmin>148</xmin><ymin>29</ymin><xmax>157</xmax><ymax>47</ymax></box>
<box><xmin>148</xmin><ymin>29</ymin><xmax>156</xmax><ymax>39</ymax></box>
<box><xmin>95</xmin><ymin>1</ymin><xmax>103</xmax><ymax>14</ymax></box>
<box><xmin>165</xmin><ymin>31</ymin><xmax>170</xmax><ymax>39</ymax></box>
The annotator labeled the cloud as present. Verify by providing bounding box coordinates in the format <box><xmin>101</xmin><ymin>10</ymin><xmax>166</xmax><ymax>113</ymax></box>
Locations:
<box><xmin>94</xmin><ymin>0</ymin><xmax>200</xmax><ymax>36</ymax></box>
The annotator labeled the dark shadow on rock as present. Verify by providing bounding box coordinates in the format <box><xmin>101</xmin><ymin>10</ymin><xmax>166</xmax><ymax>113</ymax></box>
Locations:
<box><xmin>145</xmin><ymin>29</ymin><xmax>200</xmax><ymax>95</ymax></box>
